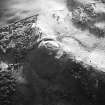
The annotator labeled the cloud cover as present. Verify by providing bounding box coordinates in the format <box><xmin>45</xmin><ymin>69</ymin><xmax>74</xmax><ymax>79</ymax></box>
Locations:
<box><xmin>0</xmin><ymin>0</ymin><xmax>67</xmax><ymax>25</ymax></box>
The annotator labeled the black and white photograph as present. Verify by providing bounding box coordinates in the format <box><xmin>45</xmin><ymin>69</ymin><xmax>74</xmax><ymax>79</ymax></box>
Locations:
<box><xmin>0</xmin><ymin>0</ymin><xmax>105</xmax><ymax>105</ymax></box>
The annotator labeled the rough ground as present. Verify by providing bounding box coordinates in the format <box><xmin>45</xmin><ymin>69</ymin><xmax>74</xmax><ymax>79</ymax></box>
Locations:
<box><xmin>1</xmin><ymin>0</ymin><xmax>105</xmax><ymax>105</ymax></box>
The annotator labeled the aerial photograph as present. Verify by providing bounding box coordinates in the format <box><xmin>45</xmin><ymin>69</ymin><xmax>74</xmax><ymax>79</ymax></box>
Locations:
<box><xmin>0</xmin><ymin>0</ymin><xmax>105</xmax><ymax>105</ymax></box>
